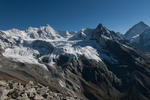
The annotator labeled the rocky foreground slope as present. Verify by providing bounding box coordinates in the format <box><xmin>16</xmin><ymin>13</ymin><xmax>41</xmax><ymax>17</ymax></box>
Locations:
<box><xmin>0</xmin><ymin>24</ymin><xmax>150</xmax><ymax>100</ymax></box>
<box><xmin>0</xmin><ymin>80</ymin><xmax>78</xmax><ymax>100</ymax></box>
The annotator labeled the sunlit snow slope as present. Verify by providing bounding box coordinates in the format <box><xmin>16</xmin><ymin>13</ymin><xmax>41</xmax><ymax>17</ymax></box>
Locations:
<box><xmin>0</xmin><ymin>24</ymin><xmax>110</xmax><ymax>68</ymax></box>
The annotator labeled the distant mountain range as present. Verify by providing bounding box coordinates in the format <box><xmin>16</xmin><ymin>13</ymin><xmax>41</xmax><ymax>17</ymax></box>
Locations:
<box><xmin>0</xmin><ymin>23</ymin><xmax>150</xmax><ymax>100</ymax></box>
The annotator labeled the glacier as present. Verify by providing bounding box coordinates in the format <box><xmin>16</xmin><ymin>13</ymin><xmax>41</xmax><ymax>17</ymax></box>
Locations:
<box><xmin>0</xmin><ymin>24</ymin><xmax>107</xmax><ymax>69</ymax></box>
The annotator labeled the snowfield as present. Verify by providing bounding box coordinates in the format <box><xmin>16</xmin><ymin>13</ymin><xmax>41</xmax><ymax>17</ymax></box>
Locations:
<box><xmin>1</xmin><ymin>25</ymin><xmax>107</xmax><ymax>68</ymax></box>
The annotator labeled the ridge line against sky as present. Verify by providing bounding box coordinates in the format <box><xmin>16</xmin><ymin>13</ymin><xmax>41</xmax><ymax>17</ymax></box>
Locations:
<box><xmin>0</xmin><ymin>0</ymin><xmax>150</xmax><ymax>34</ymax></box>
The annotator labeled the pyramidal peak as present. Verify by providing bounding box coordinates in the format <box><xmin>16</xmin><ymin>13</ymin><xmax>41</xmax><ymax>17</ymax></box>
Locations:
<box><xmin>39</xmin><ymin>24</ymin><xmax>55</xmax><ymax>32</ymax></box>
<box><xmin>45</xmin><ymin>24</ymin><xmax>54</xmax><ymax>30</ymax></box>
<box><xmin>25</xmin><ymin>26</ymin><xmax>39</xmax><ymax>33</ymax></box>
<box><xmin>96</xmin><ymin>24</ymin><xmax>105</xmax><ymax>30</ymax></box>
<box><xmin>124</xmin><ymin>21</ymin><xmax>150</xmax><ymax>40</ymax></box>
<box><xmin>35</xmin><ymin>24</ymin><xmax>58</xmax><ymax>39</ymax></box>
<box><xmin>95</xmin><ymin>23</ymin><xmax>111</xmax><ymax>35</ymax></box>
<box><xmin>134</xmin><ymin>21</ymin><xmax>150</xmax><ymax>29</ymax></box>
<box><xmin>137</xmin><ymin>21</ymin><xmax>147</xmax><ymax>25</ymax></box>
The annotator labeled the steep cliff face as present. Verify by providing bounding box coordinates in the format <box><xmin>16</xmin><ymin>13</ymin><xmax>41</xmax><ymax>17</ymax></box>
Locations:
<box><xmin>0</xmin><ymin>24</ymin><xmax>150</xmax><ymax>100</ymax></box>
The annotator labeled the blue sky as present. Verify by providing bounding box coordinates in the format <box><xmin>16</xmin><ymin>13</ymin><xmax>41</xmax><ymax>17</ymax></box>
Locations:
<box><xmin>0</xmin><ymin>0</ymin><xmax>150</xmax><ymax>33</ymax></box>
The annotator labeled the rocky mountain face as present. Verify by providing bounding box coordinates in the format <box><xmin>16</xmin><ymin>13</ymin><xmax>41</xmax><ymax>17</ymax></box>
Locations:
<box><xmin>0</xmin><ymin>24</ymin><xmax>150</xmax><ymax>100</ymax></box>
<box><xmin>124</xmin><ymin>21</ymin><xmax>150</xmax><ymax>52</ymax></box>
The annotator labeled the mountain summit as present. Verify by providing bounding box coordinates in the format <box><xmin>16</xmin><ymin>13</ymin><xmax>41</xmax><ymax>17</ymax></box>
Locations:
<box><xmin>124</xmin><ymin>21</ymin><xmax>150</xmax><ymax>52</ymax></box>
<box><xmin>124</xmin><ymin>21</ymin><xmax>149</xmax><ymax>40</ymax></box>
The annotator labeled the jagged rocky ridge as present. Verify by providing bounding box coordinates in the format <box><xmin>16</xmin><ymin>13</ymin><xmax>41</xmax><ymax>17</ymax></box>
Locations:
<box><xmin>0</xmin><ymin>24</ymin><xmax>150</xmax><ymax>100</ymax></box>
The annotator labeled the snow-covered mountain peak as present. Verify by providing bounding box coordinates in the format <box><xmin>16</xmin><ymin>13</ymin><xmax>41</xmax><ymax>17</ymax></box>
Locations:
<box><xmin>44</xmin><ymin>24</ymin><xmax>56</xmax><ymax>34</ymax></box>
<box><xmin>6</xmin><ymin>28</ymin><xmax>24</xmax><ymax>36</ymax></box>
<box><xmin>125</xmin><ymin>21</ymin><xmax>150</xmax><ymax>40</ymax></box>
<box><xmin>124</xmin><ymin>21</ymin><xmax>150</xmax><ymax>52</ymax></box>
<box><xmin>25</xmin><ymin>26</ymin><xmax>39</xmax><ymax>32</ymax></box>
<box><xmin>138</xmin><ymin>21</ymin><xmax>145</xmax><ymax>25</ymax></box>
